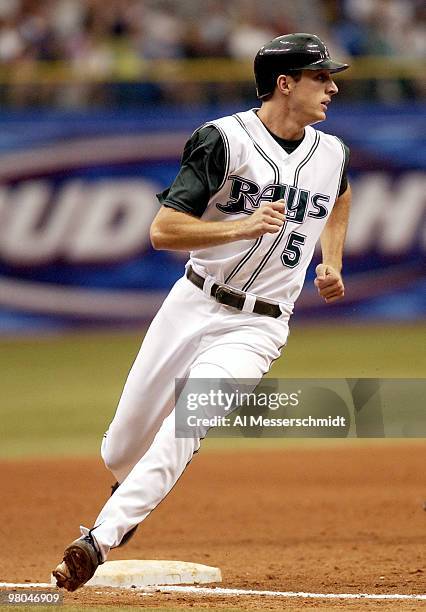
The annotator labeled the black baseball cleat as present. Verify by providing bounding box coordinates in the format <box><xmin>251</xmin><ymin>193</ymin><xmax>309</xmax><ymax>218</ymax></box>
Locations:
<box><xmin>52</xmin><ymin>532</ymin><xmax>103</xmax><ymax>592</ymax></box>
<box><xmin>111</xmin><ymin>481</ymin><xmax>139</xmax><ymax>547</ymax></box>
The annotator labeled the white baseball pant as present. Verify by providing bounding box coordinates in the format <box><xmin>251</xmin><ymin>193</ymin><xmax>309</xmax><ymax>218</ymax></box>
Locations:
<box><xmin>88</xmin><ymin>275</ymin><xmax>292</xmax><ymax>560</ymax></box>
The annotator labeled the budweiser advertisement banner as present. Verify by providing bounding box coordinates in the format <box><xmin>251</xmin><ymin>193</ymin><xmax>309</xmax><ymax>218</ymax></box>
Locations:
<box><xmin>0</xmin><ymin>105</ymin><xmax>424</xmax><ymax>331</ymax></box>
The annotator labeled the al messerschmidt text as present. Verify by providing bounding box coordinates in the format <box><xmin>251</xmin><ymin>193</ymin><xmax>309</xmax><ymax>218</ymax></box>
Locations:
<box><xmin>187</xmin><ymin>415</ymin><xmax>346</xmax><ymax>428</ymax></box>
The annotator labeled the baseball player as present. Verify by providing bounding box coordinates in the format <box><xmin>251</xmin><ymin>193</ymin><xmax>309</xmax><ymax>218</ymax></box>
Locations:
<box><xmin>53</xmin><ymin>33</ymin><xmax>351</xmax><ymax>591</ymax></box>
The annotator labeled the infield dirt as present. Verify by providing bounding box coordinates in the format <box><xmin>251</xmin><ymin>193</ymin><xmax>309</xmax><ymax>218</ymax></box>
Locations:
<box><xmin>2</xmin><ymin>443</ymin><xmax>425</xmax><ymax>610</ymax></box>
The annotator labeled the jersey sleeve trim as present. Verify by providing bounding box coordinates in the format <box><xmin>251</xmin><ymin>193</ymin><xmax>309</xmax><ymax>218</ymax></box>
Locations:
<box><xmin>334</xmin><ymin>136</ymin><xmax>347</xmax><ymax>201</ymax></box>
<box><xmin>207</xmin><ymin>122</ymin><xmax>230</xmax><ymax>191</ymax></box>
<box><xmin>161</xmin><ymin>200</ymin><xmax>198</xmax><ymax>215</ymax></box>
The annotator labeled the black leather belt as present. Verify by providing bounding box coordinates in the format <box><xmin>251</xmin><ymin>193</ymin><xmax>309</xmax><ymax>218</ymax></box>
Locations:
<box><xmin>186</xmin><ymin>266</ymin><xmax>281</xmax><ymax>318</ymax></box>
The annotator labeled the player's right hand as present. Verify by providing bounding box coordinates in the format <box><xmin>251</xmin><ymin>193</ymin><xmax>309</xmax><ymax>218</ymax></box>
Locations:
<box><xmin>239</xmin><ymin>200</ymin><xmax>286</xmax><ymax>239</ymax></box>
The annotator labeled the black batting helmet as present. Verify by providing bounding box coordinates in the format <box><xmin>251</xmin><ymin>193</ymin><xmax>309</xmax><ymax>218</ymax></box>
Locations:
<box><xmin>254</xmin><ymin>33</ymin><xmax>349</xmax><ymax>99</ymax></box>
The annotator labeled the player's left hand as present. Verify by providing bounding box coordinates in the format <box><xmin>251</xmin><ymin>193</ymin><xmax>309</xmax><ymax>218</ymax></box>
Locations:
<box><xmin>314</xmin><ymin>264</ymin><xmax>345</xmax><ymax>303</ymax></box>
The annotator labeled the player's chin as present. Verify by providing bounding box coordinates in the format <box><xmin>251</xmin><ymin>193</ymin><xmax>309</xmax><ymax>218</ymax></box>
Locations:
<box><xmin>309</xmin><ymin>109</ymin><xmax>327</xmax><ymax>125</ymax></box>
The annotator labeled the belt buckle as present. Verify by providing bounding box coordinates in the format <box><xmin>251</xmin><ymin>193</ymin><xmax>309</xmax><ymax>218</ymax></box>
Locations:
<box><xmin>213</xmin><ymin>284</ymin><xmax>246</xmax><ymax>310</ymax></box>
<box><xmin>212</xmin><ymin>283</ymin><xmax>226</xmax><ymax>302</ymax></box>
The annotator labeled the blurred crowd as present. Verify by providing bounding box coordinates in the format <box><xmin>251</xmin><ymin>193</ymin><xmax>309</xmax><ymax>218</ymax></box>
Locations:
<box><xmin>0</xmin><ymin>0</ymin><xmax>424</xmax><ymax>107</ymax></box>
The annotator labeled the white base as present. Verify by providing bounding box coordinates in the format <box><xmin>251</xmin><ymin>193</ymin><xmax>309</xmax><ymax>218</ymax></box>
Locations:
<box><xmin>51</xmin><ymin>560</ymin><xmax>222</xmax><ymax>589</ymax></box>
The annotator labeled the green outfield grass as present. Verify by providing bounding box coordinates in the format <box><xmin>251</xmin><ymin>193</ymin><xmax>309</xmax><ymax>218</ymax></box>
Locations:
<box><xmin>1</xmin><ymin>322</ymin><xmax>425</xmax><ymax>458</ymax></box>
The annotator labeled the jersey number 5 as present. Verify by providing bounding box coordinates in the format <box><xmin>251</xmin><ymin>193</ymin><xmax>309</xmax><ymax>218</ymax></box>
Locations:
<box><xmin>281</xmin><ymin>232</ymin><xmax>306</xmax><ymax>268</ymax></box>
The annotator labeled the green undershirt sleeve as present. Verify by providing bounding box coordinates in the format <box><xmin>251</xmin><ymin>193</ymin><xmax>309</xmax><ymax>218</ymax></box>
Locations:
<box><xmin>156</xmin><ymin>125</ymin><xmax>226</xmax><ymax>218</ymax></box>
<box><xmin>338</xmin><ymin>142</ymin><xmax>350</xmax><ymax>197</ymax></box>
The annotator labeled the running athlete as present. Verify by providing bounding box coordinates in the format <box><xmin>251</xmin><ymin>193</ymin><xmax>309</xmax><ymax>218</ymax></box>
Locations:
<box><xmin>53</xmin><ymin>33</ymin><xmax>351</xmax><ymax>591</ymax></box>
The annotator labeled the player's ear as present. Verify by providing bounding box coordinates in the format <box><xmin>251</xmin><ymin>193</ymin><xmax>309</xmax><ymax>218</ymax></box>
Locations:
<box><xmin>276</xmin><ymin>74</ymin><xmax>292</xmax><ymax>96</ymax></box>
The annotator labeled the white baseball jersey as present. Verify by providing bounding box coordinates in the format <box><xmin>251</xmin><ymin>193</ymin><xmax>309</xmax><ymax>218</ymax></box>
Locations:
<box><xmin>189</xmin><ymin>109</ymin><xmax>346</xmax><ymax>305</ymax></box>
